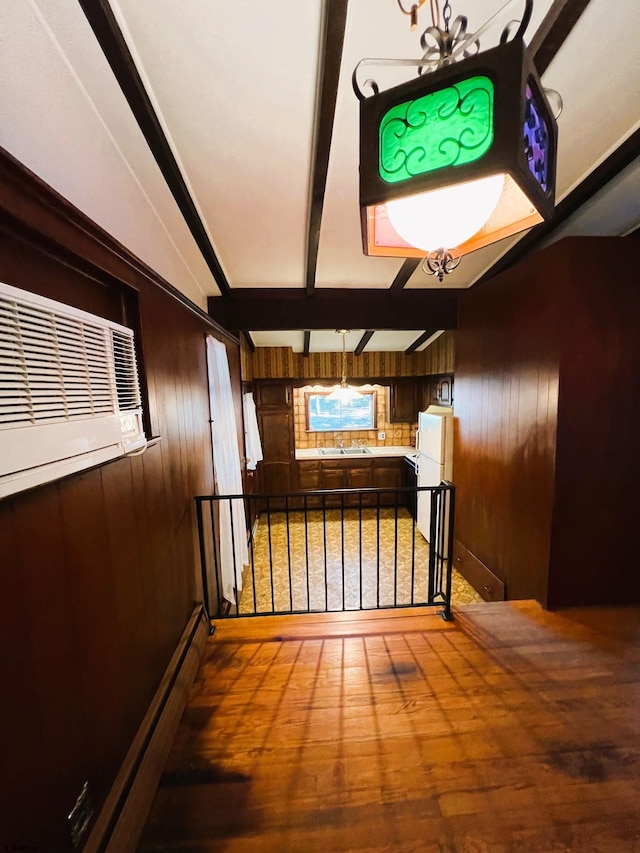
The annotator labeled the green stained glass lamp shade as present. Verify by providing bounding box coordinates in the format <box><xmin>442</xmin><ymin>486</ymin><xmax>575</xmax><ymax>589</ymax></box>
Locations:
<box><xmin>379</xmin><ymin>76</ymin><xmax>495</xmax><ymax>184</ymax></box>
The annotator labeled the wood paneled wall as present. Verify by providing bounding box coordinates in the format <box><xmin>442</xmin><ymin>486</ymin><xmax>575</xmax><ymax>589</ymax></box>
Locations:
<box><xmin>252</xmin><ymin>333</ymin><xmax>455</xmax><ymax>380</ymax></box>
<box><xmin>549</xmin><ymin>239</ymin><xmax>640</xmax><ymax>607</ymax></box>
<box><xmin>454</xmin><ymin>236</ymin><xmax>640</xmax><ymax>608</ymax></box>
<box><xmin>0</xmin><ymin>150</ymin><xmax>239</xmax><ymax>849</ymax></box>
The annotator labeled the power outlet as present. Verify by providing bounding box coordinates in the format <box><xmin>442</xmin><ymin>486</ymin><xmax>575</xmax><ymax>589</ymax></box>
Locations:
<box><xmin>378</xmin><ymin>431</ymin><xmax>386</xmax><ymax>440</ymax></box>
<box><xmin>68</xmin><ymin>781</ymin><xmax>93</xmax><ymax>849</ymax></box>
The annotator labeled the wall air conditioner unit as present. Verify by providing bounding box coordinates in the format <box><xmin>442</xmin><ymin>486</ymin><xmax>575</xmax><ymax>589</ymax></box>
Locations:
<box><xmin>0</xmin><ymin>281</ymin><xmax>147</xmax><ymax>499</ymax></box>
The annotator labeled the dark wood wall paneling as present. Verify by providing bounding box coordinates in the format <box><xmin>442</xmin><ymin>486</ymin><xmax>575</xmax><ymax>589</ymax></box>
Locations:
<box><xmin>549</xmin><ymin>239</ymin><xmax>640</xmax><ymax>607</ymax></box>
<box><xmin>0</xmin><ymin>151</ymin><xmax>239</xmax><ymax>849</ymax></box>
<box><xmin>454</xmin><ymin>236</ymin><xmax>640</xmax><ymax>609</ymax></box>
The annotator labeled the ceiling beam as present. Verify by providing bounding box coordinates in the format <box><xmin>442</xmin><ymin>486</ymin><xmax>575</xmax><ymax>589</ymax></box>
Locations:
<box><xmin>77</xmin><ymin>0</ymin><xmax>231</xmax><ymax>296</ymax></box>
<box><xmin>405</xmin><ymin>329</ymin><xmax>439</xmax><ymax>354</ymax></box>
<box><xmin>390</xmin><ymin>258</ymin><xmax>421</xmax><ymax>292</ymax></box>
<box><xmin>303</xmin><ymin>330</ymin><xmax>311</xmax><ymax>357</ymax></box>
<box><xmin>480</xmin><ymin>129</ymin><xmax>640</xmax><ymax>285</ymax></box>
<box><xmin>208</xmin><ymin>289</ymin><xmax>459</xmax><ymax>332</ymax></box>
<box><xmin>355</xmin><ymin>331</ymin><xmax>375</xmax><ymax>355</ymax></box>
<box><xmin>243</xmin><ymin>331</ymin><xmax>256</xmax><ymax>353</ymax></box>
<box><xmin>306</xmin><ymin>0</ymin><xmax>349</xmax><ymax>295</ymax></box>
<box><xmin>530</xmin><ymin>0</ymin><xmax>594</xmax><ymax>75</ymax></box>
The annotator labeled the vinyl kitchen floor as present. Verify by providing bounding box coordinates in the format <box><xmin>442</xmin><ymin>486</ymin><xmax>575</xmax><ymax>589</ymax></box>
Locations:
<box><xmin>238</xmin><ymin>508</ymin><xmax>481</xmax><ymax>615</ymax></box>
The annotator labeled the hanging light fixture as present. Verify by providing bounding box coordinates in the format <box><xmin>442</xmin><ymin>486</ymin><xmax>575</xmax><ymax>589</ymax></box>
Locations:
<box><xmin>327</xmin><ymin>330</ymin><xmax>362</xmax><ymax>402</ymax></box>
<box><xmin>354</xmin><ymin>0</ymin><xmax>560</xmax><ymax>280</ymax></box>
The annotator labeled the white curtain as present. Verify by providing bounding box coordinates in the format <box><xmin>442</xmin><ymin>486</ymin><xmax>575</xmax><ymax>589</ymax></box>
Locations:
<box><xmin>206</xmin><ymin>337</ymin><xmax>248</xmax><ymax>604</ymax></box>
<box><xmin>242</xmin><ymin>391</ymin><xmax>263</xmax><ymax>471</ymax></box>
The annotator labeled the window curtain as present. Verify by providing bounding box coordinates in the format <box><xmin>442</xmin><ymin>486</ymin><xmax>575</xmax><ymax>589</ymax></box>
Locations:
<box><xmin>206</xmin><ymin>337</ymin><xmax>248</xmax><ymax>604</ymax></box>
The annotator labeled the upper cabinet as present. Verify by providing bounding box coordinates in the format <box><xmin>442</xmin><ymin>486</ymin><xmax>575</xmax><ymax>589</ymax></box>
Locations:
<box><xmin>388</xmin><ymin>378</ymin><xmax>419</xmax><ymax>423</ymax></box>
<box><xmin>254</xmin><ymin>380</ymin><xmax>291</xmax><ymax>409</ymax></box>
<box><xmin>421</xmin><ymin>374</ymin><xmax>454</xmax><ymax>410</ymax></box>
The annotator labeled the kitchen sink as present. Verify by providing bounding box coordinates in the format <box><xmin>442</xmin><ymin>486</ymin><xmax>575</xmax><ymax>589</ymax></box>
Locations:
<box><xmin>319</xmin><ymin>447</ymin><xmax>371</xmax><ymax>455</ymax></box>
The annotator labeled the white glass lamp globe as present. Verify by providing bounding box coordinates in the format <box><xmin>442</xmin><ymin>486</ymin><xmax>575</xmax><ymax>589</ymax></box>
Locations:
<box><xmin>385</xmin><ymin>174</ymin><xmax>505</xmax><ymax>251</ymax></box>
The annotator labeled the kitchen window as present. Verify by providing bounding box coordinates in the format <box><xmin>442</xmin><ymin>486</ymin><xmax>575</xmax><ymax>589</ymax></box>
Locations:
<box><xmin>305</xmin><ymin>391</ymin><xmax>377</xmax><ymax>432</ymax></box>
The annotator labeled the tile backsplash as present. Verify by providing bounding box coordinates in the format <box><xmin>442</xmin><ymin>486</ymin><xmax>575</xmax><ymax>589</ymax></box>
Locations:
<box><xmin>294</xmin><ymin>385</ymin><xmax>417</xmax><ymax>449</ymax></box>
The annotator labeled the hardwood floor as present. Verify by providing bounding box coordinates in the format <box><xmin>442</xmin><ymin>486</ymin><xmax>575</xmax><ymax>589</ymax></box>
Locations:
<box><xmin>139</xmin><ymin>603</ymin><xmax>640</xmax><ymax>852</ymax></box>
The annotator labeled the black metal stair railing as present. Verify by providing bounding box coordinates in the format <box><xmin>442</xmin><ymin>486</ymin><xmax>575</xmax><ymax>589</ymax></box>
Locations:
<box><xmin>195</xmin><ymin>484</ymin><xmax>455</xmax><ymax>622</ymax></box>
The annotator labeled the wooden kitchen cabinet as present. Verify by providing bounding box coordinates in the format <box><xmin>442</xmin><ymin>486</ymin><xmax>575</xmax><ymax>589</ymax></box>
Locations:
<box><xmin>371</xmin><ymin>458</ymin><xmax>404</xmax><ymax>505</ymax></box>
<box><xmin>403</xmin><ymin>456</ymin><xmax>418</xmax><ymax>520</ymax></box>
<box><xmin>388</xmin><ymin>378</ymin><xmax>419</xmax><ymax>423</ymax></box>
<box><xmin>254</xmin><ymin>380</ymin><xmax>294</xmax><ymax>504</ymax></box>
<box><xmin>254</xmin><ymin>380</ymin><xmax>291</xmax><ymax>408</ymax></box>
<box><xmin>422</xmin><ymin>374</ymin><xmax>454</xmax><ymax>409</ymax></box>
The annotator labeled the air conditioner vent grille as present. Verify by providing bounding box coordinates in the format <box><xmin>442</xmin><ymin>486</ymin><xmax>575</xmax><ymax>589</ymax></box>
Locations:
<box><xmin>0</xmin><ymin>295</ymin><xmax>119</xmax><ymax>429</ymax></box>
<box><xmin>111</xmin><ymin>331</ymin><xmax>142</xmax><ymax>411</ymax></box>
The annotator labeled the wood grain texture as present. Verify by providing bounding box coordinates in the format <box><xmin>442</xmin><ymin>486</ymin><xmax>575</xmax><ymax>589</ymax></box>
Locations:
<box><xmin>139</xmin><ymin>602</ymin><xmax>640</xmax><ymax>852</ymax></box>
<box><xmin>455</xmin><ymin>236</ymin><xmax>640</xmax><ymax>608</ymax></box>
<box><xmin>0</xmin><ymin>151</ymin><xmax>241</xmax><ymax>849</ymax></box>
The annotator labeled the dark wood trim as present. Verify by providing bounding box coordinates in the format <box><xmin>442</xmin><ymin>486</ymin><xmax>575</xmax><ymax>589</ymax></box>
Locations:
<box><xmin>530</xmin><ymin>0</ymin><xmax>594</xmax><ymax>75</ymax></box>
<box><xmin>243</xmin><ymin>331</ymin><xmax>256</xmax><ymax>353</ymax></box>
<box><xmin>303</xmin><ymin>330</ymin><xmax>311</xmax><ymax>357</ymax></box>
<box><xmin>355</xmin><ymin>330</ymin><xmax>375</xmax><ymax>355</ymax></box>
<box><xmin>208</xmin><ymin>289</ymin><xmax>459</xmax><ymax>332</ymax></box>
<box><xmin>405</xmin><ymin>329</ymin><xmax>438</xmax><ymax>354</ymax></box>
<box><xmin>83</xmin><ymin>606</ymin><xmax>209</xmax><ymax>852</ymax></box>
<box><xmin>389</xmin><ymin>258</ymin><xmax>421</xmax><ymax>292</ymax></box>
<box><xmin>0</xmin><ymin>147</ymin><xmax>238</xmax><ymax>344</ymax></box>
<box><xmin>479</xmin><ymin>129</ymin><xmax>640</xmax><ymax>286</ymax></box>
<box><xmin>306</xmin><ymin>0</ymin><xmax>349</xmax><ymax>295</ymax></box>
<box><xmin>76</xmin><ymin>0</ymin><xmax>231</xmax><ymax>296</ymax></box>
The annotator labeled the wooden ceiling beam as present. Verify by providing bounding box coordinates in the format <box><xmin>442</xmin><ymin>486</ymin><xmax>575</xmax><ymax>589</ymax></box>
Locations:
<box><xmin>243</xmin><ymin>331</ymin><xmax>256</xmax><ymax>353</ymax></box>
<box><xmin>77</xmin><ymin>0</ymin><xmax>231</xmax><ymax>296</ymax></box>
<box><xmin>305</xmin><ymin>0</ymin><xmax>349</xmax><ymax>295</ymax></box>
<box><xmin>530</xmin><ymin>0</ymin><xmax>594</xmax><ymax>76</ymax></box>
<box><xmin>208</xmin><ymin>289</ymin><xmax>459</xmax><ymax>333</ymax></box>
<box><xmin>355</xmin><ymin>330</ymin><xmax>375</xmax><ymax>355</ymax></box>
<box><xmin>405</xmin><ymin>329</ymin><xmax>439</xmax><ymax>354</ymax></box>
<box><xmin>303</xmin><ymin>330</ymin><xmax>311</xmax><ymax>357</ymax></box>
<box><xmin>389</xmin><ymin>258</ymin><xmax>421</xmax><ymax>292</ymax></box>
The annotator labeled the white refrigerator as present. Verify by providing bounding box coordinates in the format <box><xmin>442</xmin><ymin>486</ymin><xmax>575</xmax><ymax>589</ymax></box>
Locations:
<box><xmin>416</xmin><ymin>406</ymin><xmax>453</xmax><ymax>548</ymax></box>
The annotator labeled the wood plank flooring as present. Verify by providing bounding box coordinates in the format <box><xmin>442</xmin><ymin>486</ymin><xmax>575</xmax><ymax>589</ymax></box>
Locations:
<box><xmin>139</xmin><ymin>602</ymin><xmax>640</xmax><ymax>852</ymax></box>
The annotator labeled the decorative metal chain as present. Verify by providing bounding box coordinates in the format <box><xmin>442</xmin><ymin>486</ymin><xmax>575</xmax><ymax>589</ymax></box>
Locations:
<box><xmin>442</xmin><ymin>0</ymin><xmax>452</xmax><ymax>33</ymax></box>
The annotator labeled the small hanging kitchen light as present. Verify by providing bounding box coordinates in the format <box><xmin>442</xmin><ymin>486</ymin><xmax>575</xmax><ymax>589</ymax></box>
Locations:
<box><xmin>327</xmin><ymin>330</ymin><xmax>362</xmax><ymax>402</ymax></box>
<box><xmin>354</xmin><ymin>0</ymin><xmax>560</xmax><ymax>280</ymax></box>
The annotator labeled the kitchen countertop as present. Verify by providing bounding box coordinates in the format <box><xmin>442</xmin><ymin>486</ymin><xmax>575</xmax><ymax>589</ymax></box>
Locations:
<box><xmin>296</xmin><ymin>446</ymin><xmax>415</xmax><ymax>460</ymax></box>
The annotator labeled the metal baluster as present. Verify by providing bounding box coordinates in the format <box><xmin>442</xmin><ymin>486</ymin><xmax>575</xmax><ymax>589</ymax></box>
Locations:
<box><xmin>376</xmin><ymin>491</ymin><xmax>381</xmax><ymax>609</ymax></box>
<box><xmin>341</xmin><ymin>492</ymin><xmax>345</xmax><ymax>612</ymax></box>
<box><xmin>428</xmin><ymin>486</ymin><xmax>437</xmax><ymax>604</ymax></box>
<box><xmin>229</xmin><ymin>497</ymin><xmax>239</xmax><ymax>615</ymax></box>
<box><xmin>266</xmin><ymin>496</ymin><xmax>275</xmax><ymax>613</ymax></box>
<box><xmin>410</xmin><ymin>490</ymin><xmax>416</xmax><ymax>606</ymax></box>
<box><xmin>443</xmin><ymin>487</ymin><xmax>455</xmax><ymax>621</ymax></box>
<box><xmin>248</xmin><ymin>496</ymin><xmax>257</xmax><ymax>615</ymax></box>
<box><xmin>358</xmin><ymin>492</ymin><xmax>363</xmax><ymax>611</ymax></box>
<box><xmin>285</xmin><ymin>495</ymin><xmax>293</xmax><ymax>613</ymax></box>
<box><xmin>322</xmin><ymin>493</ymin><xmax>328</xmax><ymax>612</ymax></box>
<box><xmin>195</xmin><ymin>499</ymin><xmax>212</xmax><ymax>629</ymax></box>
<box><xmin>304</xmin><ymin>495</ymin><xmax>311</xmax><ymax>612</ymax></box>
<box><xmin>394</xmin><ymin>493</ymin><xmax>399</xmax><ymax>607</ymax></box>
<box><xmin>210</xmin><ymin>499</ymin><xmax>223</xmax><ymax>617</ymax></box>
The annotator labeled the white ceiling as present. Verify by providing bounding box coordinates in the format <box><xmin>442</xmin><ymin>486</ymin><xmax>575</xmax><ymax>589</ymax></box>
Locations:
<box><xmin>2</xmin><ymin>0</ymin><xmax>640</xmax><ymax>352</ymax></box>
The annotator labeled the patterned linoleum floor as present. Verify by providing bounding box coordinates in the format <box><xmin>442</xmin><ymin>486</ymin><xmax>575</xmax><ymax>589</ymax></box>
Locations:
<box><xmin>238</xmin><ymin>508</ymin><xmax>481</xmax><ymax>614</ymax></box>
